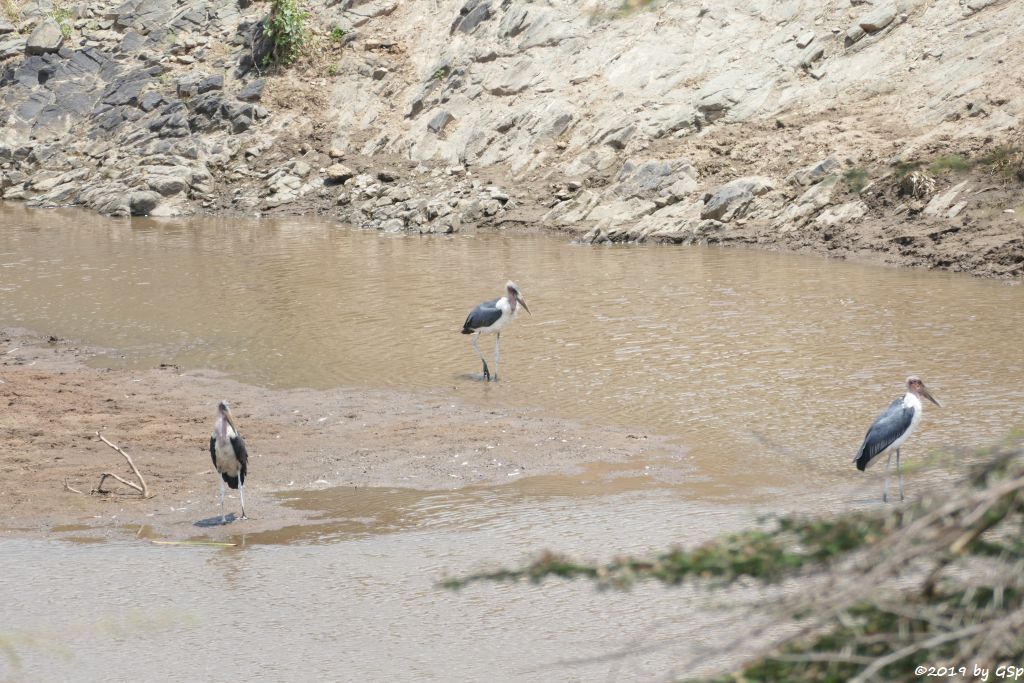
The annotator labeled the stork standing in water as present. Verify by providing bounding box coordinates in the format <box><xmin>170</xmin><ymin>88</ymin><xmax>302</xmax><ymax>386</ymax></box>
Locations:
<box><xmin>854</xmin><ymin>376</ymin><xmax>940</xmax><ymax>503</ymax></box>
<box><xmin>210</xmin><ymin>400</ymin><xmax>249</xmax><ymax>522</ymax></box>
<box><xmin>461</xmin><ymin>281</ymin><xmax>531</xmax><ymax>381</ymax></box>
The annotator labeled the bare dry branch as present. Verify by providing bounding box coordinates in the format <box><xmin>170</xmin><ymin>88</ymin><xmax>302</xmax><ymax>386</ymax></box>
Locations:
<box><xmin>93</xmin><ymin>471</ymin><xmax>144</xmax><ymax>496</ymax></box>
<box><xmin>94</xmin><ymin>431</ymin><xmax>152</xmax><ymax>498</ymax></box>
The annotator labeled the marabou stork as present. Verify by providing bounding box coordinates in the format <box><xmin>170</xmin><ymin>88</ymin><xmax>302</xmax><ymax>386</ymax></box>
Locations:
<box><xmin>461</xmin><ymin>280</ymin><xmax>531</xmax><ymax>381</ymax></box>
<box><xmin>854</xmin><ymin>376</ymin><xmax>940</xmax><ymax>503</ymax></box>
<box><xmin>210</xmin><ymin>400</ymin><xmax>249</xmax><ymax>522</ymax></box>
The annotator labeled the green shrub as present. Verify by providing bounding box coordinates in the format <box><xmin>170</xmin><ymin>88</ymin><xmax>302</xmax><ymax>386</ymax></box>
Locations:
<box><xmin>329</xmin><ymin>25</ymin><xmax>347</xmax><ymax>44</ymax></box>
<box><xmin>49</xmin><ymin>6</ymin><xmax>73</xmax><ymax>37</ymax></box>
<box><xmin>264</xmin><ymin>0</ymin><xmax>308</xmax><ymax>66</ymax></box>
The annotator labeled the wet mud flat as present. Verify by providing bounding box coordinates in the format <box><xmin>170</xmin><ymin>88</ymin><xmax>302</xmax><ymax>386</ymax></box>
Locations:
<box><xmin>0</xmin><ymin>327</ymin><xmax>686</xmax><ymax>543</ymax></box>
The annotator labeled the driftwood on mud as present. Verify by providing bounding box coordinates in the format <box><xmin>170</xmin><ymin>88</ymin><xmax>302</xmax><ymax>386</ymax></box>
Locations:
<box><xmin>87</xmin><ymin>431</ymin><xmax>153</xmax><ymax>498</ymax></box>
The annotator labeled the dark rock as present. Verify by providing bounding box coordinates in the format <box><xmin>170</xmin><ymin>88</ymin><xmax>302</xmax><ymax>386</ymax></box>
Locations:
<box><xmin>139</xmin><ymin>90</ymin><xmax>164</xmax><ymax>112</ymax></box>
<box><xmin>191</xmin><ymin>91</ymin><xmax>226</xmax><ymax>117</ymax></box>
<box><xmin>406</xmin><ymin>96</ymin><xmax>424</xmax><ymax>119</ymax></box>
<box><xmin>236</xmin><ymin>77</ymin><xmax>266</xmax><ymax>102</ymax></box>
<box><xmin>0</xmin><ymin>34</ymin><xmax>27</xmax><ymax>59</ymax></box>
<box><xmin>129</xmin><ymin>190</ymin><xmax>161</xmax><ymax>215</ymax></box>
<box><xmin>63</xmin><ymin>47</ymin><xmax>112</xmax><ymax>78</ymax></box>
<box><xmin>116</xmin><ymin>0</ymin><xmax>176</xmax><ymax>34</ymax></box>
<box><xmin>198</xmin><ymin>74</ymin><xmax>224</xmax><ymax>94</ymax></box>
<box><xmin>427</xmin><ymin>109</ymin><xmax>454</xmax><ymax>134</ymax></box>
<box><xmin>120</xmin><ymin>31</ymin><xmax>146</xmax><ymax>53</ymax></box>
<box><xmin>16</xmin><ymin>90</ymin><xmax>54</xmax><ymax>121</ymax></box>
<box><xmin>36</xmin><ymin>63</ymin><xmax>56</xmax><ymax>85</ymax></box>
<box><xmin>33</xmin><ymin>103</ymin><xmax>71</xmax><ymax>136</ymax></box>
<box><xmin>102</xmin><ymin>72</ymin><xmax>150</xmax><ymax>107</ymax></box>
<box><xmin>226</xmin><ymin>102</ymin><xmax>254</xmax><ymax>120</ymax></box>
<box><xmin>453</xmin><ymin>1</ymin><xmax>491</xmax><ymax>34</ymax></box>
<box><xmin>25</xmin><ymin>19</ymin><xmax>64</xmax><ymax>56</ymax></box>
<box><xmin>176</xmin><ymin>72</ymin><xmax>208</xmax><ymax>98</ymax></box>
<box><xmin>231</xmin><ymin>115</ymin><xmax>253</xmax><ymax>133</ymax></box>
<box><xmin>171</xmin><ymin>8</ymin><xmax>207</xmax><ymax>33</ymax></box>
<box><xmin>94</xmin><ymin>106</ymin><xmax>128</xmax><ymax>132</ymax></box>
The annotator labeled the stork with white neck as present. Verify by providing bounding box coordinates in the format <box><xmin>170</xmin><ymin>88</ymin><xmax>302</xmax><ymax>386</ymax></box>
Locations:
<box><xmin>209</xmin><ymin>400</ymin><xmax>249</xmax><ymax>522</ymax></box>
<box><xmin>854</xmin><ymin>376</ymin><xmax>941</xmax><ymax>503</ymax></box>
<box><xmin>461</xmin><ymin>280</ymin><xmax>531</xmax><ymax>382</ymax></box>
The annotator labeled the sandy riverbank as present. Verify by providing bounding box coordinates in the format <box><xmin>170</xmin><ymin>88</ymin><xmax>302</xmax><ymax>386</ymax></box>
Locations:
<box><xmin>0</xmin><ymin>327</ymin><xmax>681</xmax><ymax>543</ymax></box>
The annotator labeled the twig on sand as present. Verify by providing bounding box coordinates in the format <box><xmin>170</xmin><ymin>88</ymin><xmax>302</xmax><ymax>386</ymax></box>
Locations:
<box><xmin>92</xmin><ymin>431</ymin><xmax>153</xmax><ymax>498</ymax></box>
<box><xmin>62</xmin><ymin>477</ymin><xmax>84</xmax><ymax>495</ymax></box>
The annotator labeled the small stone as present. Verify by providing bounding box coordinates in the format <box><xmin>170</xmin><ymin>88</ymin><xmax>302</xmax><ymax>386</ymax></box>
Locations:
<box><xmin>795</xmin><ymin>31</ymin><xmax>815</xmax><ymax>48</ymax></box>
<box><xmin>325</xmin><ymin>163</ymin><xmax>354</xmax><ymax>185</ymax></box>
<box><xmin>799</xmin><ymin>43</ymin><xmax>825</xmax><ymax>68</ymax></box>
<box><xmin>858</xmin><ymin>5</ymin><xmax>896</xmax><ymax>33</ymax></box>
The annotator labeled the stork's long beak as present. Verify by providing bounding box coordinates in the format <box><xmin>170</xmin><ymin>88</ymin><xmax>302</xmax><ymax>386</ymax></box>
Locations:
<box><xmin>516</xmin><ymin>294</ymin><xmax>531</xmax><ymax>315</ymax></box>
<box><xmin>920</xmin><ymin>384</ymin><xmax>941</xmax><ymax>407</ymax></box>
<box><xmin>219</xmin><ymin>401</ymin><xmax>236</xmax><ymax>429</ymax></box>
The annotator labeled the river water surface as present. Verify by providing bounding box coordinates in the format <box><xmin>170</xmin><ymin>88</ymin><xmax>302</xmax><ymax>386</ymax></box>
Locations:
<box><xmin>1</xmin><ymin>205</ymin><xmax>1023</xmax><ymax>680</ymax></box>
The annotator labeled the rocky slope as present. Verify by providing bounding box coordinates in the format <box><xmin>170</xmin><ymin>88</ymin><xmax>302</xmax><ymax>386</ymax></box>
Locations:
<box><xmin>1</xmin><ymin>0</ymin><xmax>1022</xmax><ymax>274</ymax></box>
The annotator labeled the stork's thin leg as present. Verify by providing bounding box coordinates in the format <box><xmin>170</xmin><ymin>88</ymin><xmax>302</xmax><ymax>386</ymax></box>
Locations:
<box><xmin>493</xmin><ymin>332</ymin><xmax>500</xmax><ymax>382</ymax></box>
<box><xmin>239</xmin><ymin>479</ymin><xmax>247</xmax><ymax>519</ymax></box>
<box><xmin>219</xmin><ymin>478</ymin><xmax>226</xmax><ymax>523</ymax></box>
<box><xmin>883</xmin><ymin>452</ymin><xmax>892</xmax><ymax>504</ymax></box>
<box><xmin>471</xmin><ymin>333</ymin><xmax>489</xmax><ymax>380</ymax></box>
<box><xmin>896</xmin><ymin>448</ymin><xmax>904</xmax><ymax>502</ymax></box>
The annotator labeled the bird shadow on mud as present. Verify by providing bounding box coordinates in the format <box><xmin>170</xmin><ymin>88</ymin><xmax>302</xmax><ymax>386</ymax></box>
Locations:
<box><xmin>194</xmin><ymin>514</ymin><xmax>237</xmax><ymax>527</ymax></box>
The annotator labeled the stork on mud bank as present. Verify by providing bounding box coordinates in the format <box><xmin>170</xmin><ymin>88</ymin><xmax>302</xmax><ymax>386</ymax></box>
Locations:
<box><xmin>210</xmin><ymin>400</ymin><xmax>249</xmax><ymax>522</ymax></box>
<box><xmin>854</xmin><ymin>376</ymin><xmax>941</xmax><ymax>503</ymax></box>
<box><xmin>461</xmin><ymin>281</ymin><xmax>531</xmax><ymax>381</ymax></box>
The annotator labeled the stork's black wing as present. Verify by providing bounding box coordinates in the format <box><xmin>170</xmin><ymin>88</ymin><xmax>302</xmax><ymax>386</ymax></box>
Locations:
<box><xmin>209</xmin><ymin>436</ymin><xmax>217</xmax><ymax>468</ymax></box>
<box><xmin>462</xmin><ymin>298</ymin><xmax>502</xmax><ymax>333</ymax></box>
<box><xmin>230</xmin><ymin>434</ymin><xmax>249</xmax><ymax>486</ymax></box>
<box><xmin>854</xmin><ymin>398</ymin><xmax>914</xmax><ymax>471</ymax></box>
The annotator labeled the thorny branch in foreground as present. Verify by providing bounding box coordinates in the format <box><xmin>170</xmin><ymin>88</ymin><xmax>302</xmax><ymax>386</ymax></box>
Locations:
<box><xmin>444</xmin><ymin>436</ymin><xmax>1024</xmax><ymax>682</ymax></box>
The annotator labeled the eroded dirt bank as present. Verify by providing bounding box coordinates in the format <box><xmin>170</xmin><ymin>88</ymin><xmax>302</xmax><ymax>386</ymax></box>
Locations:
<box><xmin>0</xmin><ymin>328</ymin><xmax>674</xmax><ymax>541</ymax></box>
<box><xmin>1</xmin><ymin>0</ymin><xmax>1022</xmax><ymax>277</ymax></box>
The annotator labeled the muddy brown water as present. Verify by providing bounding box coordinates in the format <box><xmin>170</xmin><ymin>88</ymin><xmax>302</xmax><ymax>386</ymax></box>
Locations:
<box><xmin>2</xmin><ymin>204</ymin><xmax>1023</xmax><ymax>679</ymax></box>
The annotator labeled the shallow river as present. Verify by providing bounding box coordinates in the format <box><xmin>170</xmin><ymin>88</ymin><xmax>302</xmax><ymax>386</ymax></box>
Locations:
<box><xmin>1</xmin><ymin>204</ymin><xmax>1023</xmax><ymax>679</ymax></box>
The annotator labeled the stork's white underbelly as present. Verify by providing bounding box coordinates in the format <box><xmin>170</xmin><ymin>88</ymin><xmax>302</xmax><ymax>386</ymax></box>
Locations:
<box><xmin>478</xmin><ymin>310</ymin><xmax>515</xmax><ymax>334</ymax></box>
<box><xmin>214</xmin><ymin>436</ymin><xmax>241</xmax><ymax>476</ymax></box>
